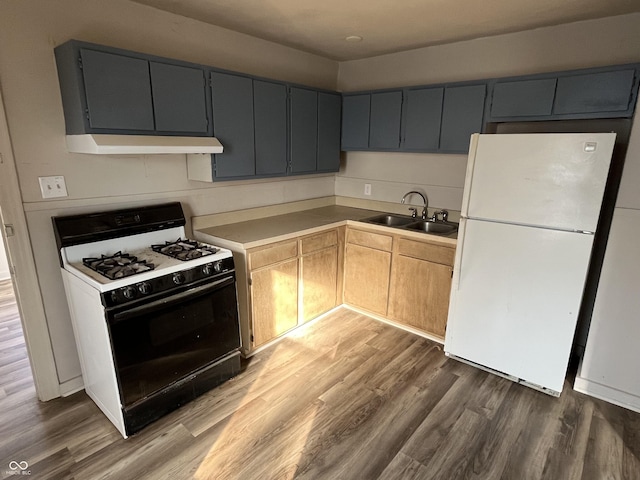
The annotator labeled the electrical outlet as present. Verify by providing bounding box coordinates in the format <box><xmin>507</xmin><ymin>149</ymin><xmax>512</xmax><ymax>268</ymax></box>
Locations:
<box><xmin>364</xmin><ymin>183</ymin><xmax>372</xmax><ymax>196</ymax></box>
<box><xmin>38</xmin><ymin>176</ymin><xmax>68</xmax><ymax>199</ymax></box>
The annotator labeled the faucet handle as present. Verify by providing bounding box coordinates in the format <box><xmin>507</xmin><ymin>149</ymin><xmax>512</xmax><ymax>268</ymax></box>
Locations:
<box><xmin>408</xmin><ymin>207</ymin><xmax>417</xmax><ymax>218</ymax></box>
<box><xmin>431</xmin><ymin>210</ymin><xmax>449</xmax><ymax>222</ymax></box>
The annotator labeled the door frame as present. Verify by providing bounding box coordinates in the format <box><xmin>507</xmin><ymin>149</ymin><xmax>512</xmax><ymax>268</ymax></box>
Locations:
<box><xmin>0</xmin><ymin>85</ymin><xmax>60</xmax><ymax>401</ymax></box>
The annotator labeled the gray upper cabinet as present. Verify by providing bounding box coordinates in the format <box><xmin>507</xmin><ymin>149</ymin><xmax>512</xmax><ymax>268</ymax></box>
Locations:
<box><xmin>56</xmin><ymin>40</ymin><xmax>639</xmax><ymax>168</ymax></box>
<box><xmin>80</xmin><ymin>48</ymin><xmax>155</xmax><ymax>131</ymax></box>
<box><xmin>490</xmin><ymin>78</ymin><xmax>557</xmax><ymax>118</ymax></box>
<box><xmin>554</xmin><ymin>69</ymin><xmax>636</xmax><ymax>115</ymax></box>
<box><xmin>341</xmin><ymin>94</ymin><xmax>371</xmax><ymax>150</ymax></box>
<box><xmin>208</xmin><ymin>80</ymin><xmax>337</xmax><ymax>181</ymax></box>
<box><xmin>317</xmin><ymin>92</ymin><xmax>342</xmax><ymax>172</ymax></box>
<box><xmin>340</xmin><ymin>83</ymin><xmax>486</xmax><ymax>154</ymax></box>
<box><xmin>290</xmin><ymin>87</ymin><xmax>319</xmax><ymax>174</ymax></box>
<box><xmin>439</xmin><ymin>84</ymin><xmax>486</xmax><ymax>153</ymax></box>
<box><xmin>338</xmin><ymin>65</ymin><xmax>638</xmax><ymax>155</ymax></box>
<box><xmin>211</xmin><ymin>72</ymin><xmax>255</xmax><ymax>179</ymax></box>
<box><xmin>149</xmin><ymin>62</ymin><xmax>208</xmax><ymax>134</ymax></box>
<box><xmin>369</xmin><ymin>91</ymin><xmax>402</xmax><ymax>149</ymax></box>
<box><xmin>401</xmin><ymin>87</ymin><xmax>443</xmax><ymax>151</ymax></box>
<box><xmin>55</xmin><ymin>40</ymin><xmax>212</xmax><ymax>136</ymax></box>
<box><xmin>254</xmin><ymin>80</ymin><xmax>288</xmax><ymax>176</ymax></box>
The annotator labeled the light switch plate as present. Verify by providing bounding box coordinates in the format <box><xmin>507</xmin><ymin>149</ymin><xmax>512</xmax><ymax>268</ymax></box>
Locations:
<box><xmin>38</xmin><ymin>176</ymin><xmax>68</xmax><ymax>199</ymax></box>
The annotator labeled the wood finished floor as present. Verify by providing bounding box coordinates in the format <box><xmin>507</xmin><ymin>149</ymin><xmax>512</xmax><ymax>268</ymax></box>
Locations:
<box><xmin>1</xmin><ymin>279</ymin><xmax>640</xmax><ymax>479</ymax></box>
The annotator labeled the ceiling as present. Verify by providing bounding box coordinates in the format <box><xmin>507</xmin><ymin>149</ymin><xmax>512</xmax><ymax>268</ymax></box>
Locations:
<box><xmin>131</xmin><ymin>0</ymin><xmax>640</xmax><ymax>61</ymax></box>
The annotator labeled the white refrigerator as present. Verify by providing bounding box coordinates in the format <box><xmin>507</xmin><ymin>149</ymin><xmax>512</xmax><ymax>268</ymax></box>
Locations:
<box><xmin>445</xmin><ymin>132</ymin><xmax>616</xmax><ymax>396</ymax></box>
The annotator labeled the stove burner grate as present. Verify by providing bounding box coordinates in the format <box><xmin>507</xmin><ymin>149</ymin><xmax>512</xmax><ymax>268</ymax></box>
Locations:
<box><xmin>83</xmin><ymin>252</ymin><xmax>155</xmax><ymax>280</ymax></box>
<box><xmin>151</xmin><ymin>239</ymin><xmax>219</xmax><ymax>261</ymax></box>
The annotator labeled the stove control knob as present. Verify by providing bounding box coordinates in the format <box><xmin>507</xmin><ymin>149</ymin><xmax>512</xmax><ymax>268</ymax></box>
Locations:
<box><xmin>213</xmin><ymin>261</ymin><xmax>223</xmax><ymax>273</ymax></box>
<box><xmin>172</xmin><ymin>272</ymin><xmax>185</xmax><ymax>285</ymax></box>
<box><xmin>202</xmin><ymin>263</ymin><xmax>215</xmax><ymax>276</ymax></box>
<box><xmin>122</xmin><ymin>286</ymin><xmax>137</xmax><ymax>300</ymax></box>
<box><xmin>137</xmin><ymin>282</ymin><xmax>152</xmax><ymax>295</ymax></box>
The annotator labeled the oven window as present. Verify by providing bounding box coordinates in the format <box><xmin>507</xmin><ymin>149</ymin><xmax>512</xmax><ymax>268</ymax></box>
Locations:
<box><xmin>108</xmin><ymin>280</ymin><xmax>240</xmax><ymax>406</ymax></box>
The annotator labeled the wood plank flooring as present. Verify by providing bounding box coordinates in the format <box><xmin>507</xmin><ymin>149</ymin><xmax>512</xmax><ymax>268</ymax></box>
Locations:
<box><xmin>1</xmin><ymin>278</ymin><xmax>640</xmax><ymax>479</ymax></box>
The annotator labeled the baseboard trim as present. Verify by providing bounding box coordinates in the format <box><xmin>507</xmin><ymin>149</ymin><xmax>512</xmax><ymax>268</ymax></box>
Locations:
<box><xmin>342</xmin><ymin>304</ymin><xmax>445</xmax><ymax>345</ymax></box>
<box><xmin>59</xmin><ymin>375</ymin><xmax>84</xmax><ymax>397</ymax></box>
<box><xmin>574</xmin><ymin>374</ymin><xmax>640</xmax><ymax>414</ymax></box>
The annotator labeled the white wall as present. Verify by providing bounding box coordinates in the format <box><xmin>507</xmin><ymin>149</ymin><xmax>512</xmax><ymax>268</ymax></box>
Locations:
<box><xmin>0</xmin><ymin>0</ymin><xmax>338</xmax><ymax>387</ymax></box>
<box><xmin>336</xmin><ymin>13</ymin><xmax>640</xmax><ymax>213</ymax></box>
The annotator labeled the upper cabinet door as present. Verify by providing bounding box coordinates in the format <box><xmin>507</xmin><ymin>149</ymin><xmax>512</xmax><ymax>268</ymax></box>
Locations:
<box><xmin>254</xmin><ymin>80</ymin><xmax>288</xmax><ymax>176</ymax></box>
<box><xmin>490</xmin><ymin>78</ymin><xmax>557</xmax><ymax>118</ymax></box>
<box><xmin>150</xmin><ymin>62</ymin><xmax>209</xmax><ymax>134</ymax></box>
<box><xmin>369</xmin><ymin>91</ymin><xmax>402</xmax><ymax>149</ymax></box>
<box><xmin>80</xmin><ymin>48</ymin><xmax>154</xmax><ymax>131</ymax></box>
<box><xmin>402</xmin><ymin>87</ymin><xmax>443</xmax><ymax>151</ymax></box>
<box><xmin>290</xmin><ymin>87</ymin><xmax>318</xmax><ymax>174</ymax></box>
<box><xmin>439</xmin><ymin>84</ymin><xmax>486</xmax><ymax>153</ymax></box>
<box><xmin>341</xmin><ymin>94</ymin><xmax>370</xmax><ymax>150</ymax></box>
<box><xmin>554</xmin><ymin>70</ymin><xmax>636</xmax><ymax>115</ymax></box>
<box><xmin>317</xmin><ymin>92</ymin><xmax>342</xmax><ymax>172</ymax></box>
<box><xmin>211</xmin><ymin>72</ymin><xmax>255</xmax><ymax>179</ymax></box>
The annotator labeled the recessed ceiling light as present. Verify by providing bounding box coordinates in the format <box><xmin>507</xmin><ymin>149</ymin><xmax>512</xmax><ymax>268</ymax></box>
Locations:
<box><xmin>345</xmin><ymin>35</ymin><xmax>363</xmax><ymax>42</ymax></box>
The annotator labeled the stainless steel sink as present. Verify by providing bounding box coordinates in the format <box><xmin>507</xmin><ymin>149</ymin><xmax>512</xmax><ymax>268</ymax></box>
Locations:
<box><xmin>361</xmin><ymin>214</ymin><xmax>415</xmax><ymax>227</ymax></box>
<box><xmin>360</xmin><ymin>214</ymin><xmax>458</xmax><ymax>236</ymax></box>
<box><xmin>404</xmin><ymin>221</ymin><xmax>458</xmax><ymax>235</ymax></box>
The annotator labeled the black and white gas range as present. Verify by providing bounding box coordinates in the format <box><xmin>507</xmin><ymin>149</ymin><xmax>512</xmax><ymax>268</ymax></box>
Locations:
<box><xmin>53</xmin><ymin>202</ymin><xmax>241</xmax><ymax>438</ymax></box>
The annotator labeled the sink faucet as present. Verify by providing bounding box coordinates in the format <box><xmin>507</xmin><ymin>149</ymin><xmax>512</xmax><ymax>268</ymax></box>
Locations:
<box><xmin>401</xmin><ymin>191</ymin><xmax>428</xmax><ymax>219</ymax></box>
<box><xmin>431</xmin><ymin>210</ymin><xmax>449</xmax><ymax>222</ymax></box>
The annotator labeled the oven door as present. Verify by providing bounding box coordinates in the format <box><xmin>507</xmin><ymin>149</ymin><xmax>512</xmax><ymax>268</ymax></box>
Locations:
<box><xmin>106</xmin><ymin>275</ymin><xmax>240</xmax><ymax>407</ymax></box>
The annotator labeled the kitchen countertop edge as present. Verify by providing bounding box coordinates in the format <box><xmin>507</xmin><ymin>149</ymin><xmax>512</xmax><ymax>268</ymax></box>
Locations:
<box><xmin>193</xmin><ymin>206</ymin><xmax>457</xmax><ymax>251</ymax></box>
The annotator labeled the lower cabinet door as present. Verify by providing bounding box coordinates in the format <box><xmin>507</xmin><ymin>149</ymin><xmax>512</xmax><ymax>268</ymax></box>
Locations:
<box><xmin>388</xmin><ymin>255</ymin><xmax>452</xmax><ymax>338</ymax></box>
<box><xmin>301</xmin><ymin>246</ymin><xmax>338</xmax><ymax>322</ymax></box>
<box><xmin>251</xmin><ymin>258</ymin><xmax>299</xmax><ymax>347</ymax></box>
<box><xmin>343</xmin><ymin>244</ymin><xmax>391</xmax><ymax>316</ymax></box>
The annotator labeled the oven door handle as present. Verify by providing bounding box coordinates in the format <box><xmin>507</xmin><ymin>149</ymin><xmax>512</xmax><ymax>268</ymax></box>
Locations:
<box><xmin>111</xmin><ymin>276</ymin><xmax>234</xmax><ymax>323</ymax></box>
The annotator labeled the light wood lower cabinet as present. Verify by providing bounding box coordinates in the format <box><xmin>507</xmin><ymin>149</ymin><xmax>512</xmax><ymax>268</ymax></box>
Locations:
<box><xmin>250</xmin><ymin>258</ymin><xmax>299</xmax><ymax>347</ymax></box>
<box><xmin>248</xmin><ymin>228</ymin><xmax>341</xmax><ymax>349</ymax></box>
<box><xmin>343</xmin><ymin>229</ymin><xmax>392</xmax><ymax>316</ymax></box>
<box><xmin>301</xmin><ymin>245</ymin><xmax>338</xmax><ymax>323</ymax></box>
<box><xmin>244</xmin><ymin>224</ymin><xmax>455</xmax><ymax>352</ymax></box>
<box><xmin>388</xmin><ymin>255</ymin><xmax>452</xmax><ymax>338</ymax></box>
<box><xmin>388</xmin><ymin>237</ymin><xmax>455</xmax><ymax>339</ymax></box>
<box><xmin>344</xmin><ymin>227</ymin><xmax>455</xmax><ymax>340</ymax></box>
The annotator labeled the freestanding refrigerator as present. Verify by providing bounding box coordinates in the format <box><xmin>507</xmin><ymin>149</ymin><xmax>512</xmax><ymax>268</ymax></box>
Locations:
<box><xmin>444</xmin><ymin>132</ymin><xmax>616</xmax><ymax>396</ymax></box>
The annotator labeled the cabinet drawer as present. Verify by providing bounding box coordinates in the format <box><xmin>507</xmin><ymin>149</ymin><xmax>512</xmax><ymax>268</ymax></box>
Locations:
<box><xmin>248</xmin><ymin>240</ymin><xmax>298</xmax><ymax>270</ymax></box>
<box><xmin>347</xmin><ymin>229</ymin><xmax>393</xmax><ymax>251</ymax></box>
<box><xmin>301</xmin><ymin>229</ymin><xmax>338</xmax><ymax>254</ymax></box>
<box><xmin>398</xmin><ymin>238</ymin><xmax>455</xmax><ymax>266</ymax></box>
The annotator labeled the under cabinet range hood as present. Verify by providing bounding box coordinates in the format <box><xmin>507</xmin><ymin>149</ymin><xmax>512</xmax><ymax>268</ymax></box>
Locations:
<box><xmin>65</xmin><ymin>134</ymin><xmax>224</xmax><ymax>155</ymax></box>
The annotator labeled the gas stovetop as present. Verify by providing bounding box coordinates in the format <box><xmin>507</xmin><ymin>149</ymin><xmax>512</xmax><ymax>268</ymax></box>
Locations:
<box><xmin>61</xmin><ymin>230</ymin><xmax>232</xmax><ymax>293</ymax></box>
<box><xmin>54</xmin><ymin>203</ymin><xmax>234</xmax><ymax>293</ymax></box>
<box><xmin>83</xmin><ymin>252</ymin><xmax>155</xmax><ymax>280</ymax></box>
<box><xmin>151</xmin><ymin>238</ymin><xmax>220</xmax><ymax>261</ymax></box>
<box><xmin>81</xmin><ymin>238</ymin><xmax>222</xmax><ymax>281</ymax></box>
